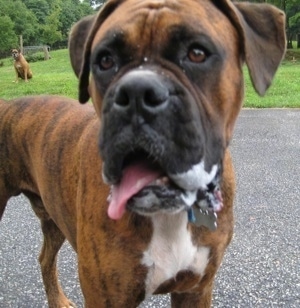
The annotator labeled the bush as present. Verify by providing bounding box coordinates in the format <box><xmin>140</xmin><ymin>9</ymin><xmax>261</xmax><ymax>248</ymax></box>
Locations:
<box><xmin>25</xmin><ymin>52</ymin><xmax>46</xmax><ymax>63</ymax></box>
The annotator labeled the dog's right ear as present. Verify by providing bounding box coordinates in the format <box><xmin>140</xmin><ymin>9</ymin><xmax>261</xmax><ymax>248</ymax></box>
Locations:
<box><xmin>76</xmin><ymin>0</ymin><xmax>125</xmax><ymax>104</ymax></box>
<box><xmin>214</xmin><ymin>1</ymin><xmax>286</xmax><ymax>96</ymax></box>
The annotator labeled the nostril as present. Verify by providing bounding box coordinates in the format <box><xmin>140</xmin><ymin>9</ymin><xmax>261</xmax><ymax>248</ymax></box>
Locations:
<box><xmin>144</xmin><ymin>89</ymin><xmax>168</xmax><ymax>108</ymax></box>
<box><xmin>114</xmin><ymin>88</ymin><xmax>130</xmax><ymax>109</ymax></box>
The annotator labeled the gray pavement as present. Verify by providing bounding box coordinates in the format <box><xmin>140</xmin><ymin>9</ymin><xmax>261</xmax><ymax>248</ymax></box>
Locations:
<box><xmin>0</xmin><ymin>109</ymin><xmax>299</xmax><ymax>307</ymax></box>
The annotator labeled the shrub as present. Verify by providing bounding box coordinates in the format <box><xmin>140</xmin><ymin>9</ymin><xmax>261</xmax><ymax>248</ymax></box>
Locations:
<box><xmin>25</xmin><ymin>52</ymin><xmax>47</xmax><ymax>63</ymax></box>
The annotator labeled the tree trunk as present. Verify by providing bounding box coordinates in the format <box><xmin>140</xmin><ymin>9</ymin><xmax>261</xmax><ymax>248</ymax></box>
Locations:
<box><xmin>20</xmin><ymin>35</ymin><xmax>23</xmax><ymax>54</ymax></box>
<box><xmin>43</xmin><ymin>45</ymin><xmax>50</xmax><ymax>60</ymax></box>
<box><xmin>287</xmin><ymin>32</ymin><xmax>293</xmax><ymax>49</ymax></box>
<box><xmin>297</xmin><ymin>34</ymin><xmax>300</xmax><ymax>49</ymax></box>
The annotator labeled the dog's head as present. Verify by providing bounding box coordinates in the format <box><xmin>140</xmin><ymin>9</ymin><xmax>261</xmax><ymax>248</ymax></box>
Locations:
<box><xmin>11</xmin><ymin>49</ymin><xmax>21</xmax><ymax>60</ymax></box>
<box><xmin>69</xmin><ymin>0</ymin><xmax>285</xmax><ymax>220</ymax></box>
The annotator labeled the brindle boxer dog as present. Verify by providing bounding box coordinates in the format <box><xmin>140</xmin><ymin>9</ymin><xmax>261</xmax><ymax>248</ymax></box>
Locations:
<box><xmin>11</xmin><ymin>49</ymin><xmax>33</xmax><ymax>82</ymax></box>
<box><xmin>0</xmin><ymin>0</ymin><xmax>285</xmax><ymax>307</ymax></box>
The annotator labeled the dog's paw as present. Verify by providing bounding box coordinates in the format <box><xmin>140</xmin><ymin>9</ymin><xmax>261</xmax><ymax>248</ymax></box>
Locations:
<box><xmin>61</xmin><ymin>303</ymin><xmax>76</xmax><ymax>308</ymax></box>
<box><xmin>55</xmin><ymin>296</ymin><xmax>76</xmax><ymax>308</ymax></box>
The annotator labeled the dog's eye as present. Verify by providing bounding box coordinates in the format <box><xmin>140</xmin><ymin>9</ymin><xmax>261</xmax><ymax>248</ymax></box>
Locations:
<box><xmin>99</xmin><ymin>54</ymin><xmax>115</xmax><ymax>70</ymax></box>
<box><xmin>188</xmin><ymin>47</ymin><xmax>207</xmax><ymax>63</ymax></box>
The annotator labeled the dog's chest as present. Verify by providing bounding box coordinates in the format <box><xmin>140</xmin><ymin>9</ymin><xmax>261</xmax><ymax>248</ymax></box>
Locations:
<box><xmin>15</xmin><ymin>62</ymin><xmax>23</xmax><ymax>69</ymax></box>
<box><xmin>141</xmin><ymin>213</ymin><xmax>210</xmax><ymax>296</ymax></box>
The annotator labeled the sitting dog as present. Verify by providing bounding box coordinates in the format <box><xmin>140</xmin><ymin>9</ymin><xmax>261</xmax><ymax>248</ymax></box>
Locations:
<box><xmin>11</xmin><ymin>48</ymin><xmax>33</xmax><ymax>82</ymax></box>
<box><xmin>1</xmin><ymin>0</ymin><xmax>285</xmax><ymax>307</ymax></box>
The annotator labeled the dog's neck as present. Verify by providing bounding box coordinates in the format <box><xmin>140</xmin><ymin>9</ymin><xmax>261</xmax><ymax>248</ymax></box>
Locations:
<box><xmin>141</xmin><ymin>212</ymin><xmax>210</xmax><ymax>296</ymax></box>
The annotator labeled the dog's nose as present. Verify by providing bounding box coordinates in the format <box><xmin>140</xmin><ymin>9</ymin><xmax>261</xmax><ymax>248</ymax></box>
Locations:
<box><xmin>114</xmin><ymin>71</ymin><xmax>169</xmax><ymax>115</ymax></box>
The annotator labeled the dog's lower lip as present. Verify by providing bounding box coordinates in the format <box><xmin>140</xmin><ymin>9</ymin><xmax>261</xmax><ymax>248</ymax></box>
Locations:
<box><xmin>105</xmin><ymin>158</ymin><xmax>224</xmax><ymax>218</ymax></box>
<box><xmin>126</xmin><ymin>174</ymin><xmax>183</xmax><ymax>202</ymax></box>
<box><xmin>126</xmin><ymin>174</ymin><xmax>194</xmax><ymax>214</ymax></box>
<box><xmin>125</xmin><ymin>170</ymin><xmax>224</xmax><ymax>216</ymax></box>
<box><xmin>150</xmin><ymin>176</ymin><xmax>170</xmax><ymax>186</ymax></box>
<box><xmin>106</xmin><ymin>176</ymin><xmax>175</xmax><ymax>203</ymax></box>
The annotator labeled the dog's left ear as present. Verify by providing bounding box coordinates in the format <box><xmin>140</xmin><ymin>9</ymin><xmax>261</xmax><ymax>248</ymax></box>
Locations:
<box><xmin>77</xmin><ymin>0</ymin><xmax>125</xmax><ymax>103</ymax></box>
<box><xmin>69</xmin><ymin>15</ymin><xmax>96</xmax><ymax>78</ymax></box>
<box><xmin>214</xmin><ymin>1</ymin><xmax>286</xmax><ymax>95</ymax></box>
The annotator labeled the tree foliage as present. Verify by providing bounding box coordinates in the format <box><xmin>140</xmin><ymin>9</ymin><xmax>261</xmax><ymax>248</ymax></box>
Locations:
<box><xmin>0</xmin><ymin>0</ymin><xmax>94</xmax><ymax>53</ymax></box>
<box><xmin>40</xmin><ymin>0</ymin><xmax>63</xmax><ymax>45</ymax></box>
<box><xmin>0</xmin><ymin>16</ymin><xmax>18</xmax><ymax>51</ymax></box>
<box><xmin>84</xmin><ymin>0</ymin><xmax>106</xmax><ymax>10</ymax></box>
<box><xmin>286</xmin><ymin>0</ymin><xmax>300</xmax><ymax>46</ymax></box>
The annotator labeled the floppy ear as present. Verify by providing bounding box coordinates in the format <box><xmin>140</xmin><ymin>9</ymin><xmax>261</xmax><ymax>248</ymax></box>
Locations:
<box><xmin>78</xmin><ymin>0</ymin><xmax>125</xmax><ymax>103</ymax></box>
<box><xmin>214</xmin><ymin>1</ymin><xmax>286</xmax><ymax>96</ymax></box>
<box><xmin>68</xmin><ymin>15</ymin><xmax>96</xmax><ymax>78</ymax></box>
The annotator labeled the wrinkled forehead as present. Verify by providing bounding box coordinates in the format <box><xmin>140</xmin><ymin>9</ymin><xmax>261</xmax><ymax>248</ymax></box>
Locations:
<box><xmin>91</xmin><ymin>0</ymin><xmax>237</xmax><ymax>51</ymax></box>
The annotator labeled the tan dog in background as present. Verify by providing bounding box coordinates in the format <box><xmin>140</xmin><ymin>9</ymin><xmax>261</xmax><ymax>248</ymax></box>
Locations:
<box><xmin>1</xmin><ymin>0</ymin><xmax>286</xmax><ymax>307</ymax></box>
<box><xmin>11</xmin><ymin>49</ymin><xmax>32</xmax><ymax>82</ymax></box>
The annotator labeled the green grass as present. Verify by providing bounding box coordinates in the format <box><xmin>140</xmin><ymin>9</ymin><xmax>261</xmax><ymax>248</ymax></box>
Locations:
<box><xmin>244</xmin><ymin>61</ymin><xmax>300</xmax><ymax>108</ymax></box>
<box><xmin>0</xmin><ymin>49</ymin><xmax>78</xmax><ymax>100</ymax></box>
<box><xmin>0</xmin><ymin>48</ymin><xmax>300</xmax><ymax>107</ymax></box>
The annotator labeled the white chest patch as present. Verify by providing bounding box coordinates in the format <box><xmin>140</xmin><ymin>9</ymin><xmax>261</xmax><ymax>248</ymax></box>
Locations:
<box><xmin>142</xmin><ymin>212</ymin><xmax>210</xmax><ymax>296</ymax></box>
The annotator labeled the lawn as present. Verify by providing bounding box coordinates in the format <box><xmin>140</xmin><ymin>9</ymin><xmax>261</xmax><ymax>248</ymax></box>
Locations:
<box><xmin>244</xmin><ymin>61</ymin><xmax>300</xmax><ymax>108</ymax></box>
<box><xmin>0</xmin><ymin>49</ymin><xmax>78</xmax><ymax>100</ymax></box>
<box><xmin>0</xmin><ymin>48</ymin><xmax>299</xmax><ymax>107</ymax></box>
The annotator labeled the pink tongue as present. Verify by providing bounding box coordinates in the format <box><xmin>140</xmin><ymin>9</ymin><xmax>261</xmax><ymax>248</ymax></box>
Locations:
<box><xmin>107</xmin><ymin>161</ymin><xmax>162</xmax><ymax>220</ymax></box>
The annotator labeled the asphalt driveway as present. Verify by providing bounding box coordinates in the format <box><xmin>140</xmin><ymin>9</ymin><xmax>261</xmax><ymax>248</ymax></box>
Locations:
<box><xmin>0</xmin><ymin>109</ymin><xmax>299</xmax><ymax>307</ymax></box>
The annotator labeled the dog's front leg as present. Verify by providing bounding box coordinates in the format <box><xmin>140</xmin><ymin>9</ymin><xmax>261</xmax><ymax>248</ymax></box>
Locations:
<box><xmin>14</xmin><ymin>69</ymin><xmax>19</xmax><ymax>83</ymax></box>
<box><xmin>78</xmin><ymin>228</ymin><xmax>149</xmax><ymax>307</ymax></box>
<box><xmin>24</xmin><ymin>68</ymin><xmax>28</xmax><ymax>82</ymax></box>
<box><xmin>77</xmin><ymin>207</ymin><xmax>150</xmax><ymax>307</ymax></box>
<box><xmin>30</xmin><ymin>194</ymin><xmax>76</xmax><ymax>308</ymax></box>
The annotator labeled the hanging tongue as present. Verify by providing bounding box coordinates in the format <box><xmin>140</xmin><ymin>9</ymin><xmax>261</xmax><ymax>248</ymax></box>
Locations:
<box><xmin>107</xmin><ymin>161</ymin><xmax>162</xmax><ymax>220</ymax></box>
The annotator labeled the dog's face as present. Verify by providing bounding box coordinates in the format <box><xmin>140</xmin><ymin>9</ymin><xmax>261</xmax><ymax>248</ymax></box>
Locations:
<box><xmin>71</xmin><ymin>0</ymin><xmax>285</xmax><ymax>220</ymax></box>
<box><xmin>11</xmin><ymin>49</ymin><xmax>20</xmax><ymax>60</ymax></box>
<box><xmin>92</xmin><ymin>0</ymin><xmax>239</xmax><ymax>219</ymax></box>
